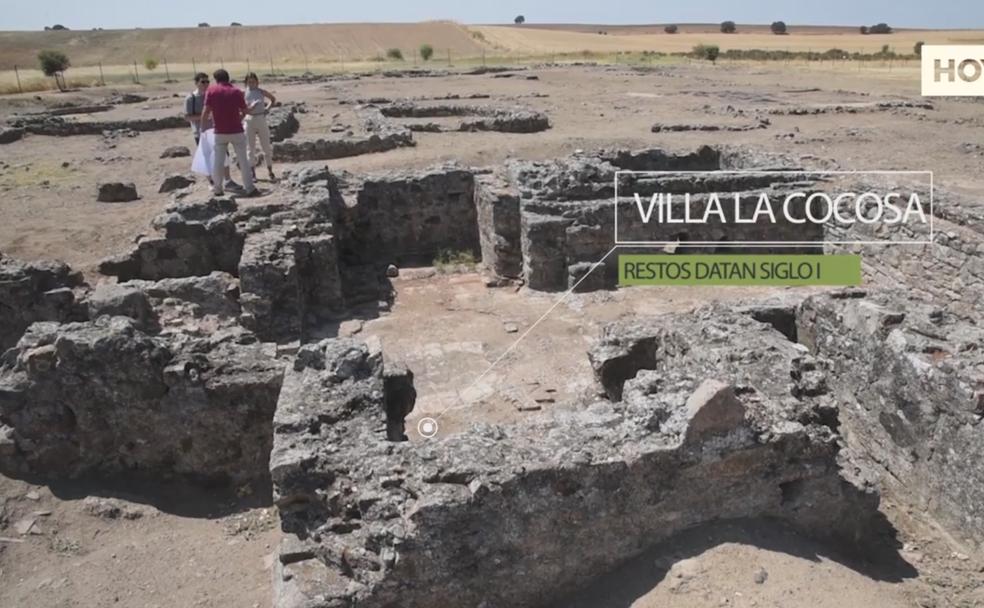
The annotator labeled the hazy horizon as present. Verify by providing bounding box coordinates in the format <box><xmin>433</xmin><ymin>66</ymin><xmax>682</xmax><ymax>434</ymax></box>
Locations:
<box><xmin>3</xmin><ymin>0</ymin><xmax>983</xmax><ymax>31</ymax></box>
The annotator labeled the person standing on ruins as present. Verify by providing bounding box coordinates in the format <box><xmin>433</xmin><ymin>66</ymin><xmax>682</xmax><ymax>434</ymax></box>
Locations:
<box><xmin>186</xmin><ymin>72</ymin><xmax>235</xmax><ymax>188</ymax></box>
<box><xmin>199</xmin><ymin>69</ymin><xmax>258</xmax><ymax>197</ymax></box>
<box><xmin>243</xmin><ymin>72</ymin><xmax>278</xmax><ymax>182</ymax></box>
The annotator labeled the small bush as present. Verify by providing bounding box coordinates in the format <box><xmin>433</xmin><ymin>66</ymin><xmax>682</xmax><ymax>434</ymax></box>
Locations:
<box><xmin>144</xmin><ymin>57</ymin><xmax>159</xmax><ymax>71</ymax></box>
<box><xmin>693</xmin><ymin>44</ymin><xmax>720</xmax><ymax>62</ymax></box>
<box><xmin>914</xmin><ymin>41</ymin><xmax>925</xmax><ymax>57</ymax></box>
<box><xmin>434</xmin><ymin>248</ymin><xmax>477</xmax><ymax>271</ymax></box>
<box><xmin>386</xmin><ymin>48</ymin><xmax>404</xmax><ymax>61</ymax></box>
<box><xmin>38</xmin><ymin>49</ymin><xmax>70</xmax><ymax>91</ymax></box>
<box><xmin>198</xmin><ymin>22</ymin><xmax>210</xmax><ymax>28</ymax></box>
<box><xmin>664</xmin><ymin>24</ymin><xmax>679</xmax><ymax>34</ymax></box>
<box><xmin>51</xmin><ymin>24</ymin><xmax>69</xmax><ymax>31</ymax></box>
<box><xmin>721</xmin><ymin>21</ymin><xmax>737</xmax><ymax>34</ymax></box>
<box><xmin>869</xmin><ymin>23</ymin><xmax>893</xmax><ymax>34</ymax></box>
<box><xmin>515</xmin><ymin>15</ymin><xmax>525</xmax><ymax>25</ymax></box>
<box><xmin>419</xmin><ymin>44</ymin><xmax>434</xmax><ymax>61</ymax></box>
<box><xmin>230</xmin><ymin>22</ymin><xmax>242</xmax><ymax>27</ymax></box>
<box><xmin>860</xmin><ymin>26</ymin><xmax>869</xmax><ymax>35</ymax></box>
<box><xmin>771</xmin><ymin>21</ymin><xmax>787</xmax><ymax>35</ymax></box>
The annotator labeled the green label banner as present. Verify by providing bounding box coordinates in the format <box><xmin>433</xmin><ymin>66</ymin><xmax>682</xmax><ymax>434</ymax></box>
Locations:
<box><xmin>618</xmin><ymin>255</ymin><xmax>862</xmax><ymax>286</ymax></box>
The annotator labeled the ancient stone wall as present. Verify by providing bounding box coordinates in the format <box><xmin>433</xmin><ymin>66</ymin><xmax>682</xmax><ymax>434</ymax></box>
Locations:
<box><xmin>799</xmin><ymin>290</ymin><xmax>984</xmax><ymax>546</ymax></box>
<box><xmin>8</xmin><ymin>115</ymin><xmax>187</xmax><ymax>136</ymax></box>
<box><xmin>269</xmin><ymin>312</ymin><xmax>879</xmax><ymax>608</ymax></box>
<box><xmin>272</xmin><ymin>107</ymin><xmax>414</xmax><ymax>162</ymax></box>
<box><xmin>332</xmin><ymin>167</ymin><xmax>480</xmax><ymax>267</ymax></box>
<box><xmin>0</xmin><ymin>255</ymin><xmax>87</xmax><ymax>351</ymax></box>
<box><xmin>0</xmin><ymin>316</ymin><xmax>283</xmax><ymax>483</ymax></box>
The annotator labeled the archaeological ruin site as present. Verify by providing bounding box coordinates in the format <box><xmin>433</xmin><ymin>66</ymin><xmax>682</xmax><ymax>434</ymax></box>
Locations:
<box><xmin>1</xmin><ymin>43</ymin><xmax>983</xmax><ymax>608</ymax></box>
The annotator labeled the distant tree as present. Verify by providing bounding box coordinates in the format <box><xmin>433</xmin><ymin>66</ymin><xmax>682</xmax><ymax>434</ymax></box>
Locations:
<box><xmin>386</xmin><ymin>48</ymin><xmax>404</xmax><ymax>61</ymax></box>
<box><xmin>914</xmin><ymin>41</ymin><xmax>925</xmax><ymax>57</ymax></box>
<box><xmin>38</xmin><ymin>49</ymin><xmax>70</xmax><ymax>91</ymax></box>
<box><xmin>869</xmin><ymin>23</ymin><xmax>893</xmax><ymax>34</ymax></box>
<box><xmin>198</xmin><ymin>22</ymin><xmax>210</xmax><ymax>28</ymax></box>
<box><xmin>51</xmin><ymin>24</ymin><xmax>69</xmax><ymax>31</ymax></box>
<box><xmin>144</xmin><ymin>57</ymin><xmax>159</xmax><ymax>71</ymax></box>
<box><xmin>664</xmin><ymin>24</ymin><xmax>679</xmax><ymax>34</ymax></box>
<box><xmin>44</xmin><ymin>26</ymin><xmax>50</xmax><ymax>31</ymax></box>
<box><xmin>721</xmin><ymin>21</ymin><xmax>737</xmax><ymax>34</ymax></box>
<box><xmin>771</xmin><ymin>21</ymin><xmax>787</xmax><ymax>35</ymax></box>
<box><xmin>230</xmin><ymin>22</ymin><xmax>242</xmax><ymax>26</ymax></box>
<box><xmin>860</xmin><ymin>25</ymin><xmax>869</xmax><ymax>35</ymax></box>
<box><xmin>419</xmin><ymin>44</ymin><xmax>434</xmax><ymax>61</ymax></box>
<box><xmin>693</xmin><ymin>44</ymin><xmax>720</xmax><ymax>63</ymax></box>
<box><xmin>514</xmin><ymin>15</ymin><xmax>525</xmax><ymax>25</ymax></box>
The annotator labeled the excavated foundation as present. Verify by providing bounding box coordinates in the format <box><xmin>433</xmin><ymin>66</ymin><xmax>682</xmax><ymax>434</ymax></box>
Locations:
<box><xmin>1</xmin><ymin>144</ymin><xmax>983</xmax><ymax>607</ymax></box>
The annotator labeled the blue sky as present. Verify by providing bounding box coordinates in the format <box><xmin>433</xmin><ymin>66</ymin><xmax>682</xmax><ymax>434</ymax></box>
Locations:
<box><xmin>2</xmin><ymin>0</ymin><xmax>981</xmax><ymax>30</ymax></box>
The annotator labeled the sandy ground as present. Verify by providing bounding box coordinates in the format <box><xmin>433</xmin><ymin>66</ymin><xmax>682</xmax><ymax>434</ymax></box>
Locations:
<box><xmin>3</xmin><ymin>60</ymin><xmax>984</xmax><ymax>270</ymax></box>
<box><xmin>2</xmin><ymin>61</ymin><xmax>984</xmax><ymax>607</ymax></box>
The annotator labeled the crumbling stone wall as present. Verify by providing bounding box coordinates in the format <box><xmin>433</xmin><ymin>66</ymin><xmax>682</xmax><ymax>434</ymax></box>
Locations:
<box><xmin>483</xmin><ymin>147</ymin><xmax>823</xmax><ymax>290</ymax></box>
<box><xmin>0</xmin><ymin>254</ymin><xmax>87</xmax><ymax>351</ymax></box>
<box><xmin>830</xmin><ymin>194</ymin><xmax>984</xmax><ymax>317</ymax></box>
<box><xmin>379</xmin><ymin>101</ymin><xmax>550</xmax><ymax>133</ymax></box>
<box><xmin>8</xmin><ymin>115</ymin><xmax>187</xmax><ymax>136</ymax></box>
<box><xmin>799</xmin><ymin>289</ymin><xmax>984</xmax><ymax>546</ymax></box>
<box><xmin>269</xmin><ymin>311</ymin><xmax>879</xmax><ymax>608</ymax></box>
<box><xmin>273</xmin><ymin>107</ymin><xmax>414</xmax><ymax>162</ymax></box>
<box><xmin>99</xmin><ymin>199</ymin><xmax>244</xmax><ymax>282</ymax></box>
<box><xmin>0</xmin><ymin>316</ymin><xmax>283</xmax><ymax>483</ymax></box>
<box><xmin>332</xmin><ymin>167</ymin><xmax>480</xmax><ymax>267</ymax></box>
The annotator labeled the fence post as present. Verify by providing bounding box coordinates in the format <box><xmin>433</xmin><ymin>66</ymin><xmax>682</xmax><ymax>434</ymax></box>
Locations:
<box><xmin>192</xmin><ymin>57</ymin><xmax>197</xmax><ymax>75</ymax></box>
<box><xmin>269</xmin><ymin>55</ymin><xmax>275</xmax><ymax>76</ymax></box>
<box><xmin>14</xmin><ymin>65</ymin><xmax>22</xmax><ymax>93</ymax></box>
<box><xmin>164</xmin><ymin>57</ymin><xmax>171</xmax><ymax>81</ymax></box>
<box><xmin>98</xmin><ymin>62</ymin><xmax>105</xmax><ymax>85</ymax></box>
<box><xmin>447</xmin><ymin>48</ymin><xmax>451</xmax><ymax>67</ymax></box>
<box><xmin>133</xmin><ymin>60</ymin><xmax>139</xmax><ymax>83</ymax></box>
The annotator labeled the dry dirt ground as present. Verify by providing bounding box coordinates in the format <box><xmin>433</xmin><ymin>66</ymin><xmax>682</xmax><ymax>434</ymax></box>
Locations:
<box><xmin>1</xmin><ymin>61</ymin><xmax>984</xmax><ymax>607</ymax></box>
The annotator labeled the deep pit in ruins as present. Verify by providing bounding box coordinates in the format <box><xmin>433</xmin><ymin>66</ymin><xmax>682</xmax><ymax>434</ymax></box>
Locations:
<box><xmin>1</xmin><ymin>140</ymin><xmax>983</xmax><ymax>607</ymax></box>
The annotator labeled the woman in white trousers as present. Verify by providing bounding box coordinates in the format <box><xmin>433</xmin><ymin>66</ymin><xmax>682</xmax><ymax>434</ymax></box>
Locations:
<box><xmin>243</xmin><ymin>73</ymin><xmax>277</xmax><ymax>181</ymax></box>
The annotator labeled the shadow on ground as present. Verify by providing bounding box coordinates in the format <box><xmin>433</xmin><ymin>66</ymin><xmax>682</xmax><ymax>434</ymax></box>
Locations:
<box><xmin>548</xmin><ymin>516</ymin><xmax>918</xmax><ymax>608</ymax></box>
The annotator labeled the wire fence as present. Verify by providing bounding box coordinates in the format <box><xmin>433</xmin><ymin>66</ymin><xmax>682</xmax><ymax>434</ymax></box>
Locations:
<box><xmin>0</xmin><ymin>48</ymin><xmax>922</xmax><ymax>95</ymax></box>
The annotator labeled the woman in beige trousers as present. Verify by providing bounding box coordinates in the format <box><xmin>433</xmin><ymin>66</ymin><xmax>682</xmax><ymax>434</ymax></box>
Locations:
<box><xmin>243</xmin><ymin>72</ymin><xmax>277</xmax><ymax>181</ymax></box>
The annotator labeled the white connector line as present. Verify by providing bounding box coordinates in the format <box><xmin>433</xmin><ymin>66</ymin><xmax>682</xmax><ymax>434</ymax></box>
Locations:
<box><xmin>432</xmin><ymin>245</ymin><xmax>619</xmax><ymax>422</ymax></box>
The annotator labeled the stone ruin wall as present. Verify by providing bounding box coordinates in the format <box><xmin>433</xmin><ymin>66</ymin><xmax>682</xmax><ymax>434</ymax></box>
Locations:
<box><xmin>2</xmin><ymin>144</ymin><xmax>984</xmax><ymax>606</ymax></box>
<box><xmin>799</xmin><ymin>291</ymin><xmax>984</xmax><ymax>545</ymax></box>
<box><xmin>269</xmin><ymin>312</ymin><xmax>880</xmax><ymax>608</ymax></box>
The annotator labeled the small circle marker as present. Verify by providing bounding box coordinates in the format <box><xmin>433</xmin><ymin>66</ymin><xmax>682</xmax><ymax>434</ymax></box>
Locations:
<box><xmin>417</xmin><ymin>417</ymin><xmax>439</xmax><ymax>439</ymax></box>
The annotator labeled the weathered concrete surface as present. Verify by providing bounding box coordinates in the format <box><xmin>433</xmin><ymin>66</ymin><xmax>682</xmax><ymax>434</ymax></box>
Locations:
<box><xmin>0</xmin><ymin>316</ymin><xmax>283</xmax><ymax>483</ymax></box>
<box><xmin>269</xmin><ymin>311</ymin><xmax>878</xmax><ymax>608</ymax></box>
<box><xmin>0</xmin><ymin>254</ymin><xmax>87</xmax><ymax>351</ymax></box>
<box><xmin>799</xmin><ymin>289</ymin><xmax>984</xmax><ymax>546</ymax></box>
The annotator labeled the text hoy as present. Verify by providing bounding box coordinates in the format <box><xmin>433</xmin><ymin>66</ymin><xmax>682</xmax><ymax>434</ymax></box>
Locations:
<box><xmin>630</xmin><ymin>192</ymin><xmax>929</xmax><ymax>226</ymax></box>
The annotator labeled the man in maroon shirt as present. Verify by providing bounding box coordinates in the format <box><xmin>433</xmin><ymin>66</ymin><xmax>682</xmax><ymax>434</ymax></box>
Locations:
<box><xmin>200</xmin><ymin>69</ymin><xmax>258</xmax><ymax>196</ymax></box>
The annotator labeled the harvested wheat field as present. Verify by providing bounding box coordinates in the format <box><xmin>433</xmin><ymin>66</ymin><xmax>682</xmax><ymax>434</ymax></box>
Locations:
<box><xmin>0</xmin><ymin>21</ymin><xmax>487</xmax><ymax>68</ymax></box>
<box><xmin>472</xmin><ymin>24</ymin><xmax>984</xmax><ymax>54</ymax></box>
